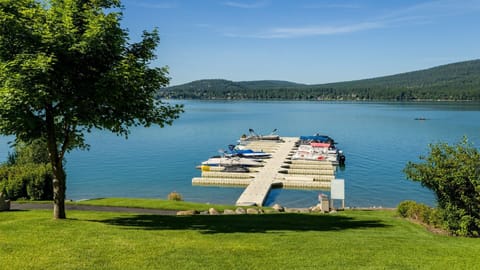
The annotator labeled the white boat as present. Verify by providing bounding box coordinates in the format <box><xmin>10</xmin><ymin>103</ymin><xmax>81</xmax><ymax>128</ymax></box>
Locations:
<box><xmin>239</xmin><ymin>128</ymin><xmax>281</xmax><ymax>141</ymax></box>
<box><xmin>291</xmin><ymin>143</ymin><xmax>340</xmax><ymax>164</ymax></box>
<box><xmin>201</xmin><ymin>157</ymin><xmax>264</xmax><ymax>167</ymax></box>
<box><xmin>224</xmin><ymin>145</ymin><xmax>271</xmax><ymax>159</ymax></box>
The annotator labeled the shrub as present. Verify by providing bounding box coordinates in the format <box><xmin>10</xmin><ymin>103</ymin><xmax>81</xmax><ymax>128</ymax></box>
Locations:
<box><xmin>167</xmin><ymin>191</ymin><xmax>183</xmax><ymax>201</ymax></box>
<box><xmin>408</xmin><ymin>203</ymin><xmax>431</xmax><ymax>223</ymax></box>
<box><xmin>0</xmin><ymin>163</ymin><xmax>53</xmax><ymax>200</ymax></box>
<box><xmin>397</xmin><ymin>200</ymin><xmax>444</xmax><ymax>227</ymax></box>
<box><xmin>0</xmin><ymin>139</ymin><xmax>53</xmax><ymax>201</ymax></box>
<box><xmin>397</xmin><ymin>200</ymin><xmax>417</xmax><ymax>217</ymax></box>
<box><xmin>404</xmin><ymin>137</ymin><xmax>480</xmax><ymax>237</ymax></box>
<box><xmin>428</xmin><ymin>208</ymin><xmax>444</xmax><ymax>227</ymax></box>
<box><xmin>25</xmin><ymin>164</ymin><xmax>53</xmax><ymax>200</ymax></box>
<box><xmin>0</xmin><ymin>165</ymin><xmax>26</xmax><ymax>199</ymax></box>
<box><xmin>442</xmin><ymin>205</ymin><xmax>480</xmax><ymax>237</ymax></box>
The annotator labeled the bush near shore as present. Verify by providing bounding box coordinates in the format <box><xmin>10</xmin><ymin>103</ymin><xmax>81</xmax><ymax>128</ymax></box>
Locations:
<box><xmin>397</xmin><ymin>200</ymin><xmax>446</xmax><ymax>233</ymax></box>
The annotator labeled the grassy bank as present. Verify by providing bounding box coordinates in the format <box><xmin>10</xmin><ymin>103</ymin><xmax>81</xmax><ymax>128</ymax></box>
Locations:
<box><xmin>1</xmin><ymin>204</ymin><xmax>479</xmax><ymax>269</ymax></box>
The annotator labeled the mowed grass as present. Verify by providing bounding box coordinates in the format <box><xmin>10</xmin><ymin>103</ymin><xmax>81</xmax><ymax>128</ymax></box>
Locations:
<box><xmin>1</xmin><ymin>208</ymin><xmax>479</xmax><ymax>270</ymax></box>
<box><xmin>74</xmin><ymin>197</ymin><xmax>241</xmax><ymax>211</ymax></box>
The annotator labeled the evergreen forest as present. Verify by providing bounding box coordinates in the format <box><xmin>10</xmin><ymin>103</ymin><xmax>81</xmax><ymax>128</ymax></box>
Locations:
<box><xmin>157</xmin><ymin>59</ymin><xmax>480</xmax><ymax>101</ymax></box>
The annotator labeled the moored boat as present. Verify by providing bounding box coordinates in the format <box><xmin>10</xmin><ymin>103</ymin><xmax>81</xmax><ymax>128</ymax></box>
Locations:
<box><xmin>297</xmin><ymin>134</ymin><xmax>335</xmax><ymax>146</ymax></box>
<box><xmin>240</xmin><ymin>128</ymin><xmax>281</xmax><ymax>141</ymax></box>
<box><xmin>201</xmin><ymin>156</ymin><xmax>264</xmax><ymax>167</ymax></box>
<box><xmin>224</xmin><ymin>144</ymin><xmax>271</xmax><ymax>159</ymax></box>
<box><xmin>292</xmin><ymin>144</ymin><xmax>339</xmax><ymax>164</ymax></box>
<box><xmin>294</xmin><ymin>134</ymin><xmax>345</xmax><ymax>166</ymax></box>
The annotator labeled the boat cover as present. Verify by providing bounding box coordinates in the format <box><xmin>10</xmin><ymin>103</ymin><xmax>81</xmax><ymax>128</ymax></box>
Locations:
<box><xmin>310</xmin><ymin>142</ymin><xmax>330</xmax><ymax>148</ymax></box>
<box><xmin>300</xmin><ymin>135</ymin><xmax>332</xmax><ymax>142</ymax></box>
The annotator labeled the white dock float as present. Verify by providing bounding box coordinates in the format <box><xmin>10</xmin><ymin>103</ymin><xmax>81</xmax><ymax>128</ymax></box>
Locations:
<box><xmin>192</xmin><ymin>177</ymin><xmax>252</xmax><ymax>187</ymax></box>
<box><xmin>235</xmin><ymin>137</ymin><xmax>298</xmax><ymax>206</ymax></box>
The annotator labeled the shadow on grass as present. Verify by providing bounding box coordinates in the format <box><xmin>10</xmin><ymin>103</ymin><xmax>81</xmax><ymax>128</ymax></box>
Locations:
<box><xmin>91</xmin><ymin>213</ymin><xmax>389</xmax><ymax>234</ymax></box>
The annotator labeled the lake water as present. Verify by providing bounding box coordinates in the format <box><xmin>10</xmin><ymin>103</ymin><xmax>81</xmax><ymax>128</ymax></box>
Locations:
<box><xmin>1</xmin><ymin>101</ymin><xmax>480</xmax><ymax>207</ymax></box>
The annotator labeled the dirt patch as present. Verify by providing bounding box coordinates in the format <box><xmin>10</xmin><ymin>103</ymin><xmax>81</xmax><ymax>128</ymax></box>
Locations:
<box><xmin>406</xmin><ymin>217</ymin><xmax>450</xmax><ymax>236</ymax></box>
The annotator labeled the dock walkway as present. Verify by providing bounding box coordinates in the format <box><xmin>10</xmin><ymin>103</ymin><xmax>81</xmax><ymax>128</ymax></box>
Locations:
<box><xmin>235</xmin><ymin>137</ymin><xmax>298</xmax><ymax>206</ymax></box>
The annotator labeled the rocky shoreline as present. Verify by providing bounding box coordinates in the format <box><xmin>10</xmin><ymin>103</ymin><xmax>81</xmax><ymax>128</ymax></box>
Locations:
<box><xmin>176</xmin><ymin>203</ymin><xmax>339</xmax><ymax>216</ymax></box>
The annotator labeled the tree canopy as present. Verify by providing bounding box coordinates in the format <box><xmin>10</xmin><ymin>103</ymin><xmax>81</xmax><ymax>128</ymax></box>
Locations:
<box><xmin>404</xmin><ymin>137</ymin><xmax>480</xmax><ymax>237</ymax></box>
<box><xmin>0</xmin><ymin>0</ymin><xmax>183</xmax><ymax>218</ymax></box>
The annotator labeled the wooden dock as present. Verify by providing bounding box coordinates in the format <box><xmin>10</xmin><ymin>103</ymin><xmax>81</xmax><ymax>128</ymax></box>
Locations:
<box><xmin>192</xmin><ymin>136</ymin><xmax>341</xmax><ymax>207</ymax></box>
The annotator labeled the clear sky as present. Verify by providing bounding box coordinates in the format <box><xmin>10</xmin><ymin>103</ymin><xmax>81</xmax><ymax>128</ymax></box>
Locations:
<box><xmin>121</xmin><ymin>0</ymin><xmax>480</xmax><ymax>86</ymax></box>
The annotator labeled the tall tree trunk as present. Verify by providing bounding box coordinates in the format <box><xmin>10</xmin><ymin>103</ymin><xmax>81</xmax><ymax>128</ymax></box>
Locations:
<box><xmin>45</xmin><ymin>104</ymin><xmax>67</xmax><ymax>219</ymax></box>
<box><xmin>52</xmin><ymin>161</ymin><xmax>66</xmax><ymax>219</ymax></box>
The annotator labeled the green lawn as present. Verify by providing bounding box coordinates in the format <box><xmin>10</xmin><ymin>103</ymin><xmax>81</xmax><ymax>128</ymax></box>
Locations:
<box><xmin>1</xmin><ymin>206</ymin><xmax>479</xmax><ymax>269</ymax></box>
<box><xmin>74</xmin><ymin>197</ymin><xmax>242</xmax><ymax>211</ymax></box>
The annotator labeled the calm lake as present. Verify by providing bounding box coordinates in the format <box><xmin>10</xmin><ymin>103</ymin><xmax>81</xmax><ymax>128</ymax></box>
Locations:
<box><xmin>2</xmin><ymin>101</ymin><xmax>480</xmax><ymax>207</ymax></box>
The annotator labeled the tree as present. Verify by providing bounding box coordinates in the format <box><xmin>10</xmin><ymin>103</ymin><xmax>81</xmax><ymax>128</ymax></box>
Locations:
<box><xmin>404</xmin><ymin>137</ymin><xmax>480</xmax><ymax>236</ymax></box>
<box><xmin>0</xmin><ymin>0</ymin><xmax>183</xmax><ymax>219</ymax></box>
<box><xmin>6</xmin><ymin>139</ymin><xmax>51</xmax><ymax>166</ymax></box>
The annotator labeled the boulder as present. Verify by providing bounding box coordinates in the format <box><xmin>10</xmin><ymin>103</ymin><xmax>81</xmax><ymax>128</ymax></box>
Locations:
<box><xmin>223</xmin><ymin>209</ymin><xmax>236</xmax><ymax>215</ymax></box>
<box><xmin>310</xmin><ymin>204</ymin><xmax>324</xmax><ymax>213</ymax></box>
<box><xmin>246</xmin><ymin>208</ymin><xmax>259</xmax><ymax>215</ymax></box>
<box><xmin>208</xmin><ymin>208</ymin><xmax>219</xmax><ymax>215</ymax></box>
<box><xmin>272</xmin><ymin>204</ymin><xmax>284</xmax><ymax>212</ymax></box>
<box><xmin>176</xmin><ymin>210</ymin><xmax>198</xmax><ymax>216</ymax></box>
<box><xmin>235</xmin><ymin>207</ymin><xmax>246</xmax><ymax>214</ymax></box>
<box><xmin>285</xmin><ymin>208</ymin><xmax>310</xmax><ymax>213</ymax></box>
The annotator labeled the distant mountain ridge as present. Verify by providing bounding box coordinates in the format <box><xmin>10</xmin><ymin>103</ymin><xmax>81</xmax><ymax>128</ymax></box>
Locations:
<box><xmin>163</xmin><ymin>79</ymin><xmax>305</xmax><ymax>91</ymax></box>
<box><xmin>158</xmin><ymin>59</ymin><xmax>480</xmax><ymax>101</ymax></box>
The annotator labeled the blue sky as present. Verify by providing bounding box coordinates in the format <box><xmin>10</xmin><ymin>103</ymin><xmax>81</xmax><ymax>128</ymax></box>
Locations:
<box><xmin>121</xmin><ymin>0</ymin><xmax>480</xmax><ymax>86</ymax></box>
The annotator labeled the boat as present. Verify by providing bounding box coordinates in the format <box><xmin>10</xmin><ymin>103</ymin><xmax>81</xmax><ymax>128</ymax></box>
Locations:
<box><xmin>201</xmin><ymin>156</ymin><xmax>264</xmax><ymax>167</ymax></box>
<box><xmin>220</xmin><ymin>165</ymin><xmax>251</xmax><ymax>173</ymax></box>
<box><xmin>198</xmin><ymin>164</ymin><xmax>251</xmax><ymax>173</ymax></box>
<box><xmin>224</xmin><ymin>145</ymin><xmax>271</xmax><ymax>159</ymax></box>
<box><xmin>297</xmin><ymin>134</ymin><xmax>335</xmax><ymax>146</ymax></box>
<box><xmin>294</xmin><ymin>134</ymin><xmax>346</xmax><ymax>166</ymax></box>
<box><xmin>240</xmin><ymin>128</ymin><xmax>281</xmax><ymax>141</ymax></box>
<box><xmin>292</xmin><ymin>144</ymin><xmax>339</xmax><ymax>164</ymax></box>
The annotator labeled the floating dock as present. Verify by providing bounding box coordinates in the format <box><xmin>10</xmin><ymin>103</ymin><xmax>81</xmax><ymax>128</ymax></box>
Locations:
<box><xmin>236</xmin><ymin>137</ymin><xmax>298</xmax><ymax>206</ymax></box>
<box><xmin>192</xmin><ymin>136</ymin><xmax>342</xmax><ymax>206</ymax></box>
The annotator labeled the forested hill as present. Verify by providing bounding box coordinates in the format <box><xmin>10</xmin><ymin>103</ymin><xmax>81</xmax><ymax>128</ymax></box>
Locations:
<box><xmin>157</xmin><ymin>59</ymin><xmax>480</xmax><ymax>101</ymax></box>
